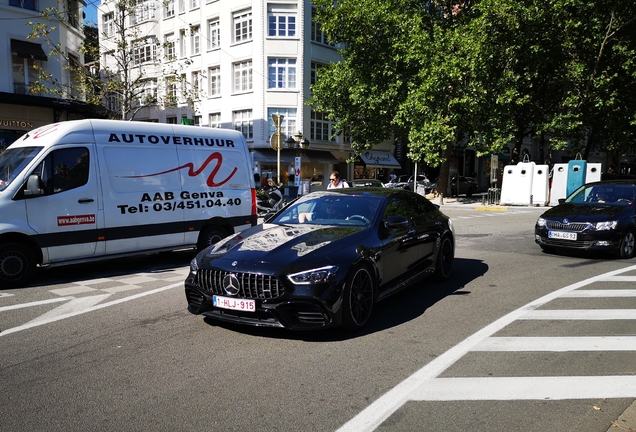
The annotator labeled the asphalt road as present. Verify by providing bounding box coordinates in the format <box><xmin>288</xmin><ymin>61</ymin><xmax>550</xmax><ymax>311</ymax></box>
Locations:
<box><xmin>1</xmin><ymin>206</ymin><xmax>636</xmax><ymax>432</ymax></box>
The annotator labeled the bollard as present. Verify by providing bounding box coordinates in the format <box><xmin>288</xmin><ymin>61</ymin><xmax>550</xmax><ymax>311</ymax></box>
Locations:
<box><xmin>482</xmin><ymin>194</ymin><xmax>486</xmax><ymax>206</ymax></box>
<box><xmin>530</xmin><ymin>194</ymin><xmax>533</xmax><ymax>206</ymax></box>
<box><xmin>439</xmin><ymin>193</ymin><xmax>444</xmax><ymax>206</ymax></box>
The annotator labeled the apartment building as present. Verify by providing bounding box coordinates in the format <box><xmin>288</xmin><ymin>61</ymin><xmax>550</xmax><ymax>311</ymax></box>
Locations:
<box><xmin>1</xmin><ymin>0</ymin><xmax>104</xmax><ymax>150</ymax></box>
<box><xmin>97</xmin><ymin>0</ymin><xmax>401</xmax><ymax>187</ymax></box>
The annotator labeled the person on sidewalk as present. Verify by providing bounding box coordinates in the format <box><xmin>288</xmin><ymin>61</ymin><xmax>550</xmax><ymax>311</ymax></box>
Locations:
<box><xmin>327</xmin><ymin>171</ymin><xmax>349</xmax><ymax>189</ymax></box>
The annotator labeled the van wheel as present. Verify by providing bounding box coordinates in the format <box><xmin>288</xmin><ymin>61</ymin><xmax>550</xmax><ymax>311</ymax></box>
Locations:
<box><xmin>197</xmin><ymin>226</ymin><xmax>229</xmax><ymax>251</ymax></box>
<box><xmin>0</xmin><ymin>243</ymin><xmax>36</xmax><ymax>288</ymax></box>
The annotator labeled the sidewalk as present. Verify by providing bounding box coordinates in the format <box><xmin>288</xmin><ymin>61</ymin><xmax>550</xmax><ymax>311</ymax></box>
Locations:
<box><xmin>430</xmin><ymin>193</ymin><xmax>550</xmax><ymax>211</ymax></box>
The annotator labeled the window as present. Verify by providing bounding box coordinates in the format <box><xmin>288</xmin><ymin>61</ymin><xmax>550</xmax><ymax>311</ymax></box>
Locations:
<box><xmin>165</xmin><ymin>78</ymin><xmax>177</xmax><ymax>106</ymax></box>
<box><xmin>167</xmin><ymin>116</ymin><xmax>177</xmax><ymax>124</ymax></box>
<box><xmin>165</xmin><ymin>0</ymin><xmax>174</xmax><ymax>17</ymax></box>
<box><xmin>32</xmin><ymin>148</ymin><xmax>90</xmax><ymax>195</ymax></box>
<box><xmin>68</xmin><ymin>54</ymin><xmax>81</xmax><ymax>98</ymax></box>
<box><xmin>12</xmin><ymin>55</ymin><xmax>40</xmax><ymax>95</ymax></box>
<box><xmin>102</xmin><ymin>12</ymin><xmax>115</xmax><ymax>37</ymax></box>
<box><xmin>133</xmin><ymin>37</ymin><xmax>157</xmax><ymax>65</ymax></box>
<box><xmin>192</xmin><ymin>71</ymin><xmax>202</xmax><ymax>99</ymax></box>
<box><xmin>131</xmin><ymin>0</ymin><xmax>156</xmax><ymax>25</ymax></box>
<box><xmin>179</xmin><ymin>31</ymin><xmax>187</xmax><ymax>58</ymax></box>
<box><xmin>191</xmin><ymin>26</ymin><xmax>200</xmax><ymax>55</ymax></box>
<box><xmin>9</xmin><ymin>0</ymin><xmax>37</xmax><ymax>11</ymax></box>
<box><xmin>233</xmin><ymin>110</ymin><xmax>253</xmax><ymax>140</ymax></box>
<box><xmin>268</xmin><ymin>58</ymin><xmax>296</xmax><ymax>89</ymax></box>
<box><xmin>208</xmin><ymin>66</ymin><xmax>221</xmax><ymax>96</ymax></box>
<box><xmin>311</xmin><ymin>110</ymin><xmax>336</xmax><ymax>142</ymax></box>
<box><xmin>233</xmin><ymin>10</ymin><xmax>252</xmax><ymax>43</ymax></box>
<box><xmin>233</xmin><ymin>60</ymin><xmax>252</xmax><ymax>92</ymax></box>
<box><xmin>178</xmin><ymin>0</ymin><xmax>185</xmax><ymax>13</ymax></box>
<box><xmin>208</xmin><ymin>19</ymin><xmax>220</xmax><ymax>50</ymax></box>
<box><xmin>311</xmin><ymin>62</ymin><xmax>326</xmax><ymax>86</ymax></box>
<box><xmin>209</xmin><ymin>113</ymin><xmax>221</xmax><ymax>128</ymax></box>
<box><xmin>268</xmin><ymin>4</ymin><xmax>297</xmax><ymax>37</ymax></box>
<box><xmin>267</xmin><ymin>108</ymin><xmax>297</xmax><ymax>138</ymax></box>
<box><xmin>136</xmin><ymin>79</ymin><xmax>157</xmax><ymax>106</ymax></box>
<box><xmin>67</xmin><ymin>0</ymin><xmax>81</xmax><ymax>28</ymax></box>
<box><xmin>164</xmin><ymin>33</ymin><xmax>175</xmax><ymax>60</ymax></box>
<box><xmin>311</xmin><ymin>7</ymin><xmax>335</xmax><ymax>46</ymax></box>
<box><xmin>190</xmin><ymin>0</ymin><xmax>198</xmax><ymax>9</ymax></box>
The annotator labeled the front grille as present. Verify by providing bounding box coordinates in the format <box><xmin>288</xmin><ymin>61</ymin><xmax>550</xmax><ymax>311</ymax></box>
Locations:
<box><xmin>542</xmin><ymin>238</ymin><xmax>595</xmax><ymax>249</ymax></box>
<box><xmin>195</xmin><ymin>269</ymin><xmax>283</xmax><ymax>299</ymax></box>
<box><xmin>546</xmin><ymin>221</ymin><xmax>591</xmax><ymax>232</ymax></box>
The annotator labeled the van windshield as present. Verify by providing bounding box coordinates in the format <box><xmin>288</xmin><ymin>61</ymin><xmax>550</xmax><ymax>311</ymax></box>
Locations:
<box><xmin>0</xmin><ymin>147</ymin><xmax>43</xmax><ymax>192</ymax></box>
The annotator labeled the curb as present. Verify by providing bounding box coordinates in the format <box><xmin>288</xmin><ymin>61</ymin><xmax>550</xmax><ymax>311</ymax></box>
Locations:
<box><xmin>606</xmin><ymin>399</ymin><xmax>636</xmax><ymax>432</ymax></box>
<box><xmin>475</xmin><ymin>206</ymin><xmax>509</xmax><ymax>211</ymax></box>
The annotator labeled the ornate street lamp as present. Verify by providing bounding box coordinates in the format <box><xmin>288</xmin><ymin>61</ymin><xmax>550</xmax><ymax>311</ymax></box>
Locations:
<box><xmin>286</xmin><ymin>132</ymin><xmax>311</xmax><ymax>192</ymax></box>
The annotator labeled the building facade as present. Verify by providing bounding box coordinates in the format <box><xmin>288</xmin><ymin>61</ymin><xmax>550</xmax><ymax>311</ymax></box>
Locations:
<box><xmin>97</xmin><ymin>0</ymin><xmax>400</xmax><ymax>188</ymax></box>
<box><xmin>1</xmin><ymin>0</ymin><xmax>103</xmax><ymax>150</ymax></box>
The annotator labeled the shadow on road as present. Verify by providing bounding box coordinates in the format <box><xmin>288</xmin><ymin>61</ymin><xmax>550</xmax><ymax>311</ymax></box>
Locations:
<box><xmin>203</xmin><ymin>257</ymin><xmax>488</xmax><ymax>342</ymax></box>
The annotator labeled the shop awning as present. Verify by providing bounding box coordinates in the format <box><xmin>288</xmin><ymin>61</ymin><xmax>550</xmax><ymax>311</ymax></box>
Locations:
<box><xmin>358</xmin><ymin>150</ymin><xmax>401</xmax><ymax>169</ymax></box>
<box><xmin>11</xmin><ymin>39</ymin><xmax>47</xmax><ymax>61</ymax></box>
<box><xmin>251</xmin><ymin>149</ymin><xmax>339</xmax><ymax>165</ymax></box>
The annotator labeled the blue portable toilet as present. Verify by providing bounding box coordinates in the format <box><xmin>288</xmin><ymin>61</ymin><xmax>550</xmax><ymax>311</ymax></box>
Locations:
<box><xmin>566</xmin><ymin>159</ymin><xmax>587</xmax><ymax>197</ymax></box>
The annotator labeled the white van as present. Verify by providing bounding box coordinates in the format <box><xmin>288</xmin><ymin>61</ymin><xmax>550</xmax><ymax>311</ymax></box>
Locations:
<box><xmin>0</xmin><ymin>119</ymin><xmax>257</xmax><ymax>287</ymax></box>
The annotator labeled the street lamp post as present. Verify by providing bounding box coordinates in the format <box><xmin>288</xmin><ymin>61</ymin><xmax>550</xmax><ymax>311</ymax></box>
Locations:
<box><xmin>286</xmin><ymin>132</ymin><xmax>310</xmax><ymax>193</ymax></box>
<box><xmin>271</xmin><ymin>114</ymin><xmax>284</xmax><ymax>184</ymax></box>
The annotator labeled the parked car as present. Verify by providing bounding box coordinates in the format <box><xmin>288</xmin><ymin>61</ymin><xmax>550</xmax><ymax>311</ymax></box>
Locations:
<box><xmin>450</xmin><ymin>176</ymin><xmax>479</xmax><ymax>197</ymax></box>
<box><xmin>185</xmin><ymin>188</ymin><xmax>455</xmax><ymax>331</ymax></box>
<box><xmin>348</xmin><ymin>179</ymin><xmax>385</xmax><ymax>188</ymax></box>
<box><xmin>385</xmin><ymin>174</ymin><xmax>430</xmax><ymax>192</ymax></box>
<box><xmin>535</xmin><ymin>180</ymin><xmax>636</xmax><ymax>258</ymax></box>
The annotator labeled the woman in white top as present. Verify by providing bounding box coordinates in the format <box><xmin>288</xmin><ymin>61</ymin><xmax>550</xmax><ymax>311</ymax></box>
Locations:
<box><xmin>327</xmin><ymin>171</ymin><xmax>349</xmax><ymax>189</ymax></box>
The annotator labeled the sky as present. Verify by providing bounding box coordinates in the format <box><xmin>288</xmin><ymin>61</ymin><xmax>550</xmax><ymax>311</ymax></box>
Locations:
<box><xmin>83</xmin><ymin>1</ymin><xmax>98</xmax><ymax>27</ymax></box>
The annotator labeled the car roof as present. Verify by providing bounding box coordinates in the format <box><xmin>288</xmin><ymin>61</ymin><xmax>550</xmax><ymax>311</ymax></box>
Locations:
<box><xmin>584</xmin><ymin>179</ymin><xmax>636</xmax><ymax>186</ymax></box>
<box><xmin>301</xmin><ymin>187</ymin><xmax>414</xmax><ymax>200</ymax></box>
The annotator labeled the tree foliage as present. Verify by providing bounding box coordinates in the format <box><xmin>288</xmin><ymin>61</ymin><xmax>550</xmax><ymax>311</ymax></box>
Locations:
<box><xmin>310</xmin><ymin>0</ymin><xmax>636</xmax><ymax>192</ymax></box>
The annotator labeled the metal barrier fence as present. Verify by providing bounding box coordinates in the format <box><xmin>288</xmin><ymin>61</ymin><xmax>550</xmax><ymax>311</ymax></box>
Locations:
<box><xmin>488</xmin><ymin>188</ymin><xmax>500</xmax><ymax>205</ymax></box>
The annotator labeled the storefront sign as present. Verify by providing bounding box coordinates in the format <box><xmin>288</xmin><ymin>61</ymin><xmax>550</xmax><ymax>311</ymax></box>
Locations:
<box><xmin>1</xmin><ymin>120</ymin><xmax>33</xmax><ymax>129</ymax></box>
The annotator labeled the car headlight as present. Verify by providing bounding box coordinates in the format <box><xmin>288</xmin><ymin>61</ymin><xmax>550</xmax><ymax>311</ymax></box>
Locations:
<box><xmin>287</xmin><ymin>265</ymin><xmax>339</xmax><ymax>285</ymax></box>
<box><xmin>537</xmin><ymin>217</ymin><xmax>546</xmax><ymax>227</ymax></box>
<box><xmin>190</xmin><ymin>257</ymin><xmax>199</xmax><ymax>274</ymax></box>
<box><xmin>595</xmin><ymin>221</ymin><xmax>618</xmax><ymax>230</ymax></box>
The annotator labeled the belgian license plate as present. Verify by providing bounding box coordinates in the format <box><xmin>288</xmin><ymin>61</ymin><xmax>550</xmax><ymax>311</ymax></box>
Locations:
<box><xmin>213</xmin><ymin>295</ymin><xmax>255</xmax><ymax>312</ymax></box>
<box><xmin>548</xmin><ymin>231</ymin><xmax>577</xmax><ymax>240</ymax></box>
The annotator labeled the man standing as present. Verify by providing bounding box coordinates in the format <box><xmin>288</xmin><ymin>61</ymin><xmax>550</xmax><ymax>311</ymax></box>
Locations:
<box><xmin>327</xmin><ymin>171</ymin><xmax>349</xmax><ymax>189</ymax></box>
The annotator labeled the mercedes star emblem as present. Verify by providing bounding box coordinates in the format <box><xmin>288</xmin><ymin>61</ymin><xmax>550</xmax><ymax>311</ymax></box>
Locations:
<box><xmin>222</xmin><ymin>273</ymin><xmax>241</xmax><ymax>296</ymax></box>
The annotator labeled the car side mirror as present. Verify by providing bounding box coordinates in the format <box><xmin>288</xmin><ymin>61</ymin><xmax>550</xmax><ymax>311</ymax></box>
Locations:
<box><xmin>23</xmin><ymin>174</ymin><xmax>43</xmax><ymax>197</ymax></box>
<box><xmin>558</xmin><ymin>198</ymin><xmax>566</xmax><ymax>205</ymax></box>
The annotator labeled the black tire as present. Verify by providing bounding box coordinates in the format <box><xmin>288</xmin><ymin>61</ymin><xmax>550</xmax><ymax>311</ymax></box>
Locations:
<box><xmin>342</xmin><ymin>265</ymin><xmax>375</xmax><ymax>331</ymax></box>
<box><xmin>0</xmin><ymin>243</ymin><xmax>36</xmax><ymax>288</ymax></box>
<box><xmin>433</xmin><ymin>236</ymin><xmax>454</xmax><ymax>281</ymax></box>
<box><xmin>197</xmin><ymin>225</ymin><xmax>229</xmax><ymax>251</ymax></box>
<box><xmin>616</xmin><ymin>229</ymin><xmax>636</xmax><ymax>259</ymax></box>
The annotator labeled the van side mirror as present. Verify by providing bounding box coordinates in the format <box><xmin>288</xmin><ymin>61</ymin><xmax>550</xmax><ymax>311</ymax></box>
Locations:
<box><xmin>24</xmin><ymin>175</ymin><xmax>43</xmax><ymax>197</ymax></box>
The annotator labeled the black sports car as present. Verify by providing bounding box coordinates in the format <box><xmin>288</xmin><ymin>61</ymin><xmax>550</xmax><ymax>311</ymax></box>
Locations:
<box><xmin>185</xmin><ymin>188</ymin><xmax>455</xmax><ymax>331</ymax></box>
<box><xmin>535</xmin><ymin>180</ymin><xmax>636</xmax><ymax>258</ymax></box>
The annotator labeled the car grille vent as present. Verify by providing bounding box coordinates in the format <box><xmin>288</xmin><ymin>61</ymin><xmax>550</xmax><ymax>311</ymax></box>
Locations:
<box><xmin>196</xmin><ymin>269</ymin><xmax>283</xmax><ymax>299</ymax></box>
<box><xmin>296</xmin><ymin>311</ymin><xmax>327</xmax><ymax>325</ymax></box>
<box><xmin>546</xmin><ymin>221</ymin><xmax>590</xmax><ymax>232</ymax></box>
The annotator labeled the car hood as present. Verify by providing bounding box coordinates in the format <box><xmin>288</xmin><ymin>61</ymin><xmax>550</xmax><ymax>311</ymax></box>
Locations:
<box><xmin>199</xmin><ymin>223</ymin><xmax>367</xmax><ymax>268</ymax></box>
<box><xmin>540</xmin><ymin>203</ymin><xmax>631</xmax><ymax>221</ymax></box>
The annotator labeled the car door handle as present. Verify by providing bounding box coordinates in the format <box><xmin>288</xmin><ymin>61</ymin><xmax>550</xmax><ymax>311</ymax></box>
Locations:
<box><xmin>78</xmin><ymin>198</ymin><xmax>94</xmax><ymax>203</ymax></box>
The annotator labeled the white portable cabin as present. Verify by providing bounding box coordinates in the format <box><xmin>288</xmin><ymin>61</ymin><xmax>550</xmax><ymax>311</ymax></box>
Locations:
<box><xmin>500</xmin><ymin>161</ymin><xmax>535</xmax><ymax>205</ymax></box>
<box><xmin>531</xmin><ymin>164</ymin><xmax>549</xmax><ymax>206</ymax></box>
<box><xmin>549</xmin><ymin>163</ymin><xmax>569</xmax><ymax>206</ymax></box>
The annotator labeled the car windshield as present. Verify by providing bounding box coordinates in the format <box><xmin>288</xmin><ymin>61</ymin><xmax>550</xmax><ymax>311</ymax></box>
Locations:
<box><xmin>567</xmin><ymin>184</ymin><xmax>636</xmax><ymax>206</ymax></box>
<box><xmin>271</xmin><ymin>194</ymin><xmax>382</xmax><ymax>227</ymax></box>
<box><xmin>0</xmin><ymin>147</ymin><xmax>43</xmax><ymax>192</ymax></box>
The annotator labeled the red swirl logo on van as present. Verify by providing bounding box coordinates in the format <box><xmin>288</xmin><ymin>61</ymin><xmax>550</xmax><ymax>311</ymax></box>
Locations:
<box><xmin>121</xmin><ymin>152</ymin><xmax>238</xmax><ymax>187</ymax></box>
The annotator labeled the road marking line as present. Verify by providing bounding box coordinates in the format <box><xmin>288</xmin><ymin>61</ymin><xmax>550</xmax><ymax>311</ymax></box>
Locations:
<box><xmin>0</xmin><ymin>282</ymin><xmax>182</xmax><ymax>337</ymax></box>
<box><xmin>522</xmin><ymin>309</ymin><xmax>636</xmax><ymax>320</ymax></box>
<box><xmin>474</xmin><ymin>336</ymin><xmax>636</xmax><ymax>351</ymax></box>
<box><xmin>598</xmin><ymin>276</ymin><xmax>636</xmax><ymax>282</ymax></box>
<box><xmin>412</xmin><ymin>376</ymin><xmax>636</xmax><ymax>401</ymax></box>
<box><xmin>336</xmin><ymin>263</ymin><xmax>636</xmax><ymax>432</ymax></box>
<box><xmin>0</xmin><ymin>293</ymin><xmax>15</xmax><ymax>299</ymax></box>
<box><xmin>563</xmin><ymin>289</ymin><xmax>636</xmax><ymax>297</ymax></box>
<box><xmin>0</xmin><ymin>297</ymin><xmax>72</xmax><ymax>312</ymax></box>
<box><xmin>24</xmin><ymin>294</ymin><xmax>112</xmax><ymax>326</ymax></box>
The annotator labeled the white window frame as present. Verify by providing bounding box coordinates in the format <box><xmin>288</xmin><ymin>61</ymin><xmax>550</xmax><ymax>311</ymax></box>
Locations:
<box><xmin>131</xmin><ymin>0</ymin><xmax>156</xmax><ymax>25</ymax></box>
<box><xmin>208</xmin><ymin>18</ymin><xmax>220</xmax><ymax>50</ymax></box>
<box><xmin>233</xmin><ymin>110</ymin><xmax>253</xmax><ymax>140</ymax></box>
<box><xmin>190</xmin><ymin>0</ymin><xmax>198</xmax><ymax>9</ymax></box>
<box><xmin>133</xmin><ymin>36</ymin><xmax>157</xmax><ymax>65</ymax></box>
<box><xmin>165</xmin><ymin>0</ymin><xmax>174</xmax><ymax>17</ymax></box>
<box><xmin>179</xmin><ymin>31</ymin><xmax>187</xmax><ymax>58</ymax></box>
<box><xmin>311</xmin><ymin>7</ymin><xmax>335</xmax><ymax>46</ymax></box>
<box><xmin>102</xmin><ymin>12</ymin><xmax>115</xmax><ymax>38</ymax></box>
<box><xmin>209</xmin><ymin>112</ymin><xmax>221</xmax><ymax>128</ymax></box>
<box><xmin>233</xmin><ymin>60</ymin><xmax>252</xmax><ymax>93</ymax></box>
<box><xmin>208</xmin><ymin>66</ymin><xmax>221</xmax><ymax>96</ymax></box>
<box><xmin>191</xmin><ymin>26</ymin><xmax>200</xmax><ymax>55</ymax></box>
<box><xmin>310</xmin><ymin>110</ymin><xmax>336</xmax><ymax>142</ymax></box>
<box><xmin>268</xmin><ymin>58</ymin><xmax>296</xmax><ymax>89</ymax></box>
<box><xmin>178</xmin><ymin>0</ymin><xmax>185</xmax><ymax>13</ymax></box>
<box><xmin>233</xmin><ymin>10</ymin><xmax>252</xmax><ymax>43</ymax></box>
<box><xmin>192</xmin><ymin>71</ymin><xmax>202</xmax><ymax>99</ymax></box>
<box><xmin>267</xmin><ymin>108</ymin><xmax>297</xmax><ymax>138</ymax></box>
<box><xmin>268</xmin><ymin>5</ymin><xmax>297</xmax><ymax>37</ymax></box>
<box><xmin>164</xmin><ymin>33</ymin><xmax>175</xmax><ymax>60</ymax></box>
